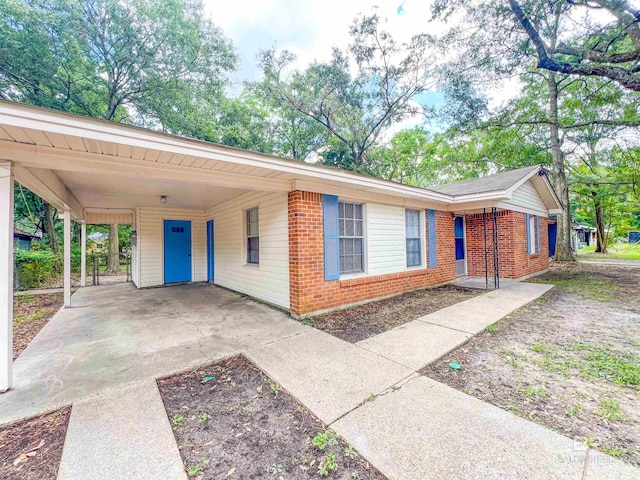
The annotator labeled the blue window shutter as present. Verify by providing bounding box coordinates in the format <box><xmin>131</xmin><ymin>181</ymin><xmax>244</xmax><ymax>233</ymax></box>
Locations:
<box><xmin>526</xmin><ymin>213</ymin><xmax>532</xmax><ymax>254</ymax></box>
<box><xmin>323</xmin><ymin>195</ymin><xmax>340</xmax><ymax>281</ymax></box>
<box><xmin>427</xmin><ymin>209</ymin><xmax>437</xmax><ymax>267</ymax></box>
<box><xmin>536</xmin><ymin>216</ymin><xmax>541</xmax><ymax>252</ymax></box>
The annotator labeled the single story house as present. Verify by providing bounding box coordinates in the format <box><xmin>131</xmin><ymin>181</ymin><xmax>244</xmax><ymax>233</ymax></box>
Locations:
<box><xmin>0</xmin><ymin>101</ymin><xmax>562</xmax><ymax>391</ymax></box>
<box><xmin>13</xmin><ymin>228</ymin><xmax>38</xmax><ymax>251</ymax></box>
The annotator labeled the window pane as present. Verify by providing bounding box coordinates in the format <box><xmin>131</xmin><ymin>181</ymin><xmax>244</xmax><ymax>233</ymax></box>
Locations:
<box><xmin>247</xmin><ymin>237</ymin><xmax>259</xmax><ymax>264</ymax></box>
<box><xmin>339</xmin><ymin>219</ymin><xmax>345</xmax><ymax>237</ymax></box>
<box><xmin>344</xmin><ymin>255</ymin><xmax>354</xmax><ymax>272</ymax></box>
<box><xmin>355</xmin><ymin>204</ymin><xmax>363</xmax><ymax>219</ymax></box>
<box><xmin>345</xmin><ymin>202</ymin><xmax>353</xmax><ymax>218</ymax></box>
<box><xmin>346</xmin><ymin>219</ymin><xmax>354</xmax><ymax>236</ymax></box>
<box><xmin>354</xmin><ymin>254</ymin><xmax>362</xmax><ymax>272</ymax></box>
<box><xmin>355</xmin><ymin>219</ymin><xmax>363</xmax><ymax>236</ymax></box>
<box><xmin>354</xmin><ymin>238</ymin><xmax>363</xmax><ymax>254</ymax></box>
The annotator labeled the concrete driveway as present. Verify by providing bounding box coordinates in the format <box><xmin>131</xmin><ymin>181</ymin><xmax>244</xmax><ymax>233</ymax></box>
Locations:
<box><xmin>0</xmin><ymin>282</ymin><xmax>308</xmax><ymax>425</ymax></box>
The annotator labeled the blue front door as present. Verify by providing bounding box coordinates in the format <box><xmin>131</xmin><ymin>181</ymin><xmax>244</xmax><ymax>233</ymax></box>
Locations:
<box><xmin>454</xmin><ymin>216</ymin><xmax>466</xmax><ymax>276</ymax></box>
<box><xmin>206</xmin><ymin>220</ymin><xmax>214</xmax><ymax>282</ymax></box>
<box><xmin>164</xmin><ymin>220</ymin><xmax>192</xmax><ymax>283</ymax></box>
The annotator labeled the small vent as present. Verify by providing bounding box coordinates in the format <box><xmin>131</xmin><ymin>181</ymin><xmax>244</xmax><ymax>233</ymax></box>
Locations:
<box><xmin>171</xmin><ymin>227</ymin><xmax>185</xmax><ymax>233</ymax></box>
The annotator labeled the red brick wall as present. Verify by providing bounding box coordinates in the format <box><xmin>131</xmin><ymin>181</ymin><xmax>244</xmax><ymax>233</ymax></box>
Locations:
<box><xmin>288</xmin><ymin>191</ymin><xmax>456</xmax><ymax>316</ymax></box>
<box><xmin>465</xmin><ymin>211</ymin><xmax>549</xmax><ymax>279</ymax></box>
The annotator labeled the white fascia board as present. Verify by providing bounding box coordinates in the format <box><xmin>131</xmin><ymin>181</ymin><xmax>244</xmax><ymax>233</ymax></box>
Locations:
<box><xmin>0</xmin><ymin>102</ymin><xmax>452</xmax><ymax>205</ymax></box>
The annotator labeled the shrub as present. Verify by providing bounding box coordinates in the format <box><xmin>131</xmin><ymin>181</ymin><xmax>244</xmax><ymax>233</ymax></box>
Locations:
<box><xmin>14</xmin><ymin>249</ymin><xmax>59</xmax><ymax>289</ymax></box>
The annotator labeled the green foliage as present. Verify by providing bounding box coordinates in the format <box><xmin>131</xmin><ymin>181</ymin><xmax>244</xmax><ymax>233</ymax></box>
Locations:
<box><xmin>318</xmin><ymin>453</ymin><xmax>337</xmax><ymax>477</ymax></box>
<box><xmin>594</xmin><ymin>398</ymin><xmax>627</xmax><ymax>422</ymax></box>
<box><xmin>14</xmin><ymin>249</ymin><xmax>60</xmax><ymax>289</ymax></box>
<box><xmin>312</xmin><ymin>429</ymin><xmax>338</xmax><ymax>451</ymax></box>
<box><xmin>258</xmin><ymin>13</ymin><xmax>436</xmax><ymax>168</ymax></box>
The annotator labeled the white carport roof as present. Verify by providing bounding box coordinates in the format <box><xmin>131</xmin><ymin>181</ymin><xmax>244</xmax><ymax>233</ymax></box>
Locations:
<box><xmin>0</xmin><ymin>101</ymin><xmax>562</xmax><ymax>221</ymax></box>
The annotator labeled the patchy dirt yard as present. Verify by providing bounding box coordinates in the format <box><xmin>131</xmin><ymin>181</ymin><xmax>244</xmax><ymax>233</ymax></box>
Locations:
<box><xmin>158</xmin><ymin>355</ymin><xmax>385</xmax><ymax>479</ymax></box>
<box><xmin>421</xmin><ymin>263</ymin><xmax>640</xmax><ymax>466</ymax></box>
<box><xmin>0</xmin><ymin>408</ymin><xmax>71</xmax><ymax>480</ymax></box>
<box><xmin>13</xmin><ymin>293</ymin><xmax>63</xmax><ymax>359</ymax></box>
<box><xmin>306</xmin><ymin>285</ymin><xmax>480</xmax><ymax>343</ymax></box>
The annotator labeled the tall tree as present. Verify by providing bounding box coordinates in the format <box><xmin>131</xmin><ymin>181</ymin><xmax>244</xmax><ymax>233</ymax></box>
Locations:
<box><xmin>508</xmin><ymin>0</ymin><xmax>640</xmax><ymax>92</ymax></box>
<box><xmin>258</xmin><ymin>13</ymin><xmax>436</xmax><ymax>170</ymax></box>
<box><xmin>431</xmin><ymin>0</ymin><xmax>640</xmax><ymax>260</ymax></box>
<box><xmin>1</xmin><ymin>0</ymin><xmax>237</xmax><ymax>263</ymax></box>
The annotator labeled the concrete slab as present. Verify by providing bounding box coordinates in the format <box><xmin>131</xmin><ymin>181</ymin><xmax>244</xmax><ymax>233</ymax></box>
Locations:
<box><xmin>420</xmin><ymin>282</ymin><xmax>553</xmax><ymax>335</ymax></box>
<box><xmin>332</xmin><ymin>376</ymin><xmax>638</xmax><ymax>480</ymax></box>
<box><xmin>355</xmin><ymin>320</ymin><xmax>471</xmax><ymax>370</ymax></box>
<box><xmin>58</xmin><ymin>379</ymin><xmax>186</xmax><ymax>480</ymax></box>
<box><xmin>246</xmin><ymin>329</ymin><xmax>413</xmax><ymax>424</ymax></box>
<box><xmin>1</xmin><ymin>283</ymin><xmax>309</xmax><ymax>425</ymax></box>
<box><xmin>584</xmin><ymin>448</ymin><xmax>640</xmax><ymax>480</ymax></box>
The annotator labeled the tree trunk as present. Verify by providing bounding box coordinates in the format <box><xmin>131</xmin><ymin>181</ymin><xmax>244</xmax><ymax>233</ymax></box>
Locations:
<box><xmin>105</xmin><ymin>224</ymin><xmax>120</xmax><ymax>274</ymax></box>
<box><xmin>43</xmin><ymin>202</ymin><xmax>58</xmax><ymax>253</ymax></box>
<box><xmin>547</xmin><ymin>72</ymin><xmax>575</xmax><ymax>261</ymax></box>
<box><xmin>593</xmin><ymin>192</ymin><xmax>607</xmax><ymax>253</ymax></box>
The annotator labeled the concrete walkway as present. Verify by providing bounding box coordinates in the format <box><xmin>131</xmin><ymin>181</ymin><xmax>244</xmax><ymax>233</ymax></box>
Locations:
<box><xmin>246</xmin><ymin>282</ymin><xmax>638</xmax><ymax>479</ymax></box>
<box><xmin>58</xmin><ymin>380</ymin><xmax>186</xmax><ymax>480</ymax></box>
<box><xmin>4</xmin><ymin>281</ymin><xmax>639</xmax><ymax>479</ymax></box>
<box><xmin>355</xmin><ymin>281</ymin><xmax>552</xmax><ymax>370</ymax></box>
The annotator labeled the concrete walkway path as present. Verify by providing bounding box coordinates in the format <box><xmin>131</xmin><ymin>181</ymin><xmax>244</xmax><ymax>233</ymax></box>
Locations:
<box><xmin>355</xmin><ymin>281</ymin><xmax>553</xmax><ymax>370</ymax></box>
<box><xmin>246</xmin><ymin>282</ymin><xmax>638</xmax><ymax>479</ymax></box>
<box><xmin>58</xmin><ymin>380</ymin><xmax>186</xmax><ymax>480</ymax></box>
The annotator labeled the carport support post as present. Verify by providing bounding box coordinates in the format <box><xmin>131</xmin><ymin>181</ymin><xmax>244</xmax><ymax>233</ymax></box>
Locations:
<box><xmin>80</xmin><ymin>222</ymin><xmax>86</xmax><ymax>287</ymax></box>
<box><xmin>63</xmin><ymin>209</ymin><xmax>71</xmax><ymax>308</ymax></box>
<box><xmin>0</xmin><ymin>163</ymin><xmax>14</xmax><ymax>392</ymax></box>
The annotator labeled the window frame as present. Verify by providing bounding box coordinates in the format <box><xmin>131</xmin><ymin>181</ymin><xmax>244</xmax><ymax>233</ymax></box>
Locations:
<box><xmin>338</xmin><ymin>201</ymin><xmax>365</xmax><ymax>275</ymax></box>
<box><xmin>245</xmin><ymin>206</ymin><xmax>260</xmax><ymax>265</ymax></box>
<box><xmin>528</xmin><ymin>214</ymin><xmax>536</xmax><ymax>254</ymax></box>
<box><xmin>405</xmin><ymin>208</ymin><xmax>424</xmax><ymax>268</ymax></box>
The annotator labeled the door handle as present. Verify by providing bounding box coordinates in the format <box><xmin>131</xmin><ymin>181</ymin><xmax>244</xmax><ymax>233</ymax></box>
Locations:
<box><xmin>188</xmin><ymin>254</ymin><xmax>191</xmax><ymax>257</ymax></box>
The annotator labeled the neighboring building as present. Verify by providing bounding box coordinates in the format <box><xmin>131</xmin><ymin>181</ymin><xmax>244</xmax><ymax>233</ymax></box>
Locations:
<box><xmin>13</xmin><ymin>228</ymin><xmax>38</xmax><ymax>251</ymax></box>
<box><xmin>573</xmin><ymin>224</ymin><xmax>596</xmax><ymax>249</ymax></box>
<box><xmin>0</xmin><ymin>102</ymin><xmax>562</xmax><ymax>319</ymax></box>
<box><xmin>87</xmin><ymin>231</ymin><xmax>108</xmax><ymax>253</ymax></box>
<box><xmin>629</xmin><ymin>231</ymin><xmax>640</xmax><ymax>244</ymax></box>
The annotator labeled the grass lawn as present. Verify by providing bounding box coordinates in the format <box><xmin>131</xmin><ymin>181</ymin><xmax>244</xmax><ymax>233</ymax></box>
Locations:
<box><xmin>13</xmin><ymin>293</ymin><xmax>63</xmax><ymax>359</ymax></box>
<box><xmin>421</xmin><ymin>262</ymin><xmax>640</xmax><ymax>466</ymax></box>
<box><xmin>158</xmin><ymin>355</ymin><xmax>384</xmax><ymax>479</ymax></box>
<box><xmin>578</xmin><ymin>243</ymin><xmax>640</xmax><ymax>262</ymax></box>
<box><xmin>302</xmin><ymin>285</ymin><xmax>480</xmax><ymax>343</ymax></box>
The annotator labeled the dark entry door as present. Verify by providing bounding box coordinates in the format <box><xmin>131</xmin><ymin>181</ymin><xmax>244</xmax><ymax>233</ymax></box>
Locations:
<box><xmin>454</xmin><ymin>216</ymin><xmax>466</xmax><ymax>276</ymax></box>
<box><xmin>164</xmin><ymin>220</ymin><xmax>192</xmax><ymax>283</ymax></box>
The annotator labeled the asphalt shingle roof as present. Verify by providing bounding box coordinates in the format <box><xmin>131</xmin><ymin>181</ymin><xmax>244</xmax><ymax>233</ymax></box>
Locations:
<box><xmin>429</xmin><ymin>165</ymin><xmax>540</xmax><ymax>196</ymax></box>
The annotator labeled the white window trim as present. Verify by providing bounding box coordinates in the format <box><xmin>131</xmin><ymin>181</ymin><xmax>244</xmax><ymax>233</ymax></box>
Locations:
<box><xmin>338</xmin><ymin>201</ymin><xmax>367</xmax><ymax>279</ymax></box>
<box><xmin>405</xmin><ymin>208</ymin><xmax>426</xmax><ymax>270</ymax></box>
<box><xmin>529</xmin><ymin>215</ymin><xmax>536</xmax><ymax>254</ymax></box>
<box><xmin>243</xmin><ymin>206</ymin><xmax>260</xmax><ymax>268</ymax></box>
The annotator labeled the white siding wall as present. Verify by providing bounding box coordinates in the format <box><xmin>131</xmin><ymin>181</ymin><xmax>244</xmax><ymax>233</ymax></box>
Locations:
<box><xmin>366</xmin><ymin>204</ymin><xmax>408</xmax><ymax>275</ymax></box>
<box><xmin>501</xmin><ymin>181</ymin><xmax>548</xmax><ymax>217</ymax></box>
<box><xmin>138</xmin><ymin>207</ymin><xmax>206</xmax><ymax>287</ymax></box>
<box><xmin>206</xmin><ymin>191</ymin><xmax>290</xmax><ymax>309</ymax></box>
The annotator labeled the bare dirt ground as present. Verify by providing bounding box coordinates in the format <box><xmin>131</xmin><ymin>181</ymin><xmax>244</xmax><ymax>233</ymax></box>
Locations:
<box><xmin>158</xmin><ymin>355</ymin><xmax>386</xmax><ymax>479</ymax></box>
<box><xmin>306</xmin><ymin>285</ymin><xmax>480</xmax><ymax>343</ymax></box>
<box><xmin>0</xmin><ymin>408</ymin><xmax>71</xmax><ymax>480</ymax></box>
<box><xmin>421</xmin><ymin>262</ymin><xmax>640</xmax><ymax>466</ymax></box>
<box><xmin>13</xmin><ymin>293</ymin><xmax>63</xmax><ymax>359</ymax></box>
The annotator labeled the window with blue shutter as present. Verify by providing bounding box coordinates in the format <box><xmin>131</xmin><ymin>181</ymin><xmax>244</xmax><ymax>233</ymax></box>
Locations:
<box><xmin>323</xmin><ymin>195</ymin><xmax>340</xmax><ymax>281</ymax></box>
<box><xmin>526</xmin><ymin>213</ymin><xmax>533</xmax><ymax>254</ymax></box>
<box><xmin>536</xmin><ymin>216</ymin><xmax>541</xmax><ymax>252</ymax></box>
<box><xmin>427</xmin><ymin>209</ymin><xmax>437</xmax><ymax>267</ymax></box>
